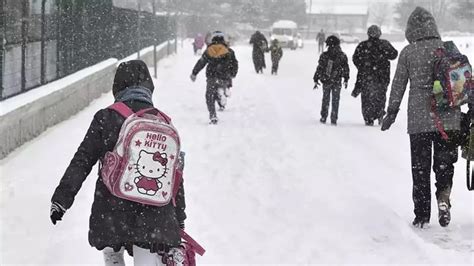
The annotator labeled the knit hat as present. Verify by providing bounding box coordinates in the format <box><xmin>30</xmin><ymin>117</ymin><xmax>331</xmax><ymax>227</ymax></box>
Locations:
<box><xmin>367</xmin><ymin>25</ymin><xmax>382</xmax><ymax>38</ymax></box>
<box><xmin>325</xmin><ymin>35</ymin><xmax>340</xmax><ymax>47</ymax></box>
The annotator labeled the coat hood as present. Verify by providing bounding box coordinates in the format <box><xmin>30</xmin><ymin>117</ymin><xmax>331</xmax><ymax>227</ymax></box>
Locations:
<box><xmin>405</xmin><ymin>6</ymin><xmax>440</xmax><ymax>43</ymax></box>
<box><xmin>207</xmin><ymin>44</ymin><xmax>230</xmax><ymax>58</ymax></box>
<box><xmin>112</xmin><ymin>60</ymin><xmax>154</xmax><ymax>96</ymax></box>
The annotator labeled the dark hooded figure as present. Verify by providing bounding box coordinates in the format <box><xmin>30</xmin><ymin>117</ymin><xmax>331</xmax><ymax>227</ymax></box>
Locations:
<box><xmin>50</xmin><ymin>60</ymin><xmax>187</xmax><ymax>264</ymax></box>
<box><xmin>191</xmin><ymin>31</ymin><xmax>239</xmax><ymax>124</ymax></box>
<box><xmin>249</xmin><ymin>31</ymin><xmax>268</xmax><ymax>73</ymax></box>
<box><xmin>313</xmin><ymin>36</ymin><xmax>350</xmax><ymax>125</ymax></box>
<box><xmin>352</xmin><ymin>25</ymin><xmax>398</xmax><ymax>126</ymax></box>
<box><xmin>316</xmin><ymin>29</ymin><xmax>326</xmax><ymax>54</ymax></box>
<box><xmin>381</xmin><ymin>7</ymin><xmax>463</xmax><ymax>228</ymax></box>
<box><xmin>270</xmin><ymin>39</ymin><xmax>283</xmax><ymax>75</ymax></box>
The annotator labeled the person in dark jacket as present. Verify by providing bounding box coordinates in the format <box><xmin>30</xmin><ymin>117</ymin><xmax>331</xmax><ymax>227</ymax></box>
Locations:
<box><xmin>270</xmin><ymin>39</ymin><xmax>283</xmax><ymax>75</ymax></box>
<box><xmin>50</xmin><ymin>60</ymin><xmax>187</xmax><ymax>264</ymax></box>
<box><xmin>381</xmin><ymin>7</ymin><xmax>462</xmax><ymax>228</ymax></box>
<box><xmin>191</xmin><ymin>31</ymin><xmax>239</xmax><ymax>124</ymax></box>
<box><xmin>249</xmin><ymin>31</ymin><xmax>268</xmax><ymax>73</ymax></box>
<box><xmin>313</xmin><ymin>35</ymin><xmax>350</xmax><ymax>125</ymax></box>
<box><xmin>352</xmin><ymin>25</ymin><xmax>398</xmax><ymax>126</ymax></box>
<box><xmin>316</xmin><ymin>29</ymin><xmax>326</xmax><ymax>54</ymax></box>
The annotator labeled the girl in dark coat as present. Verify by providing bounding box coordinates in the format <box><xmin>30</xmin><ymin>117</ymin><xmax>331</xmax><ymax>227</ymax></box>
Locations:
<box><xmin>50</xmin><ymin>60</ymin><xmax>186</xmax><ymax>265</ymax></box>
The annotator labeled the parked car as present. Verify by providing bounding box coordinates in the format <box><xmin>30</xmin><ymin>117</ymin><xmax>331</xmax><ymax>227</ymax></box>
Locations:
<box><xmin>338</xmin><ymin>33</ymin><xmax>360</xmax><ymax>43</ymax></box>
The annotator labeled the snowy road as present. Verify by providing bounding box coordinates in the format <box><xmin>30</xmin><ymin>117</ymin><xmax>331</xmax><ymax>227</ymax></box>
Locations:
<box><xmin>1</xmin><ymin>40</ymin><xmax>473</xmax><ymax>265</ymax></box>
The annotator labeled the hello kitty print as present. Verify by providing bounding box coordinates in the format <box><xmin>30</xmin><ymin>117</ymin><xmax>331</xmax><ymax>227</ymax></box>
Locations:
<box><xmin>101</xmin><ymin>103</ymin><xmax>181</xmax><ymax>207</ymax></box>
<box><xmin>134</xmin><ymin>150</ymin><xmax>168</xmax><ymax>196</ymax></box>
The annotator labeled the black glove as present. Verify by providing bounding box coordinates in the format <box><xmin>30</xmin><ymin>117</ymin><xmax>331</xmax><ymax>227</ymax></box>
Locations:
<box><xmin>50</xmin><ymin>202</ymin><xmax>66</xmax><ymax>225</ymax></box>
<box><xmin>313</xmin><ymin>80</ymin><xmax>320</xmax><ymax>90</ymax></box>
<box><xmin>179</xmin><ymin>221</ymin><xmax>185</xmax><ymax>229</ymax></box>
<box><xmin>381</xmin><ymin>108</ymin><xmax>399</xmax><ymax>131</ymax></box>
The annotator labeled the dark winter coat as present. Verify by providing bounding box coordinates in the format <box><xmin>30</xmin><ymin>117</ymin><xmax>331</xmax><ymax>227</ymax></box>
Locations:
<box><xmin>352</xmin><ymin>37</ymin><xmax>398</xmax><ymax>96</ymax></box>
<box><xmin>192</xmin><ymin>42</ymin><xmax>238</xmax><ymax>81</ymax></box>
<box><xmin>249</xmin><ymin>31</ymin><xmax>268</xmax><ymax>71</ymax></box>
<box><xmin>386</xmin><ymin>6</ymin><xmax>461</xmax><ymax>134</ymax></box>
<box><xmin>313</xmin><ymin>46</ymin><xmax>350</xmax><ymax>85</ymax></box>
<box><xmin>51</xmin><ymin>60</ymin><xmax>186</xmax><ymax>253</ymax></box>
<box><xmin>270</xmin><ymin>42</ymin><xmax>283</xmax><ymax>63</ymax></box>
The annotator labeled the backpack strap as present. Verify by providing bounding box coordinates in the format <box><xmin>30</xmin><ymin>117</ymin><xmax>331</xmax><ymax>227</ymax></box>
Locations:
<box><xmin>135</xmin><ymin>107</ymin><xmax>172</xmax><ymax>124</ymax></box>
<box><xmin>430</xmin><ymin>98</ymin><xmax>449</xmax><ymax>141</ymax></box>
<box><xmin>180</xmin><ymin>229</ymin><xmax>206</xmax><ymax>256</ymax></box>
<box><xmin>108</xmin><ymin>102</ymin><xmax>134</xmax><ymax>118</ymax></box>
<box><xmin>109</xmin><ymin>103</ymin><xmax>172</xmax><ymax>124</ymax></box>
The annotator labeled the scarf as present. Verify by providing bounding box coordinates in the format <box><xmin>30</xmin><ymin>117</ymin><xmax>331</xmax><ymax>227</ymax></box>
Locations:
<box><xmin>114</xmin><ymin>86</ymin><xmax>153</xmax><ymax>105</ymax></box>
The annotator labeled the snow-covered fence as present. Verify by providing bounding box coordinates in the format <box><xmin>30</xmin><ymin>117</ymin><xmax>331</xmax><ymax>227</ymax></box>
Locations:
<box><xmin>0</xmin><ymin>42</ymin><xmax>175</xmax><ymax>159</ymax></box>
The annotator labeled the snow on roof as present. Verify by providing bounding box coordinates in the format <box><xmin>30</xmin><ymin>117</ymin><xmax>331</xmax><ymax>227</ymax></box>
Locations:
<box><xmin>308</xmin><ymin>5</ymin><xmax>368</xmax><ymax>15</ymax></box>
<box><xmin>272</xmin><ymin>20</ymin><xmax>298</xmax><ymax>29</ymax></box>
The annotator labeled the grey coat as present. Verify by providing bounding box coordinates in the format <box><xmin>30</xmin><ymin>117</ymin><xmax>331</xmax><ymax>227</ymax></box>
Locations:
<box><xmin>386</xmin><ymin>7</ymin><xmax>461</xmax><ymax>134</ymax></box>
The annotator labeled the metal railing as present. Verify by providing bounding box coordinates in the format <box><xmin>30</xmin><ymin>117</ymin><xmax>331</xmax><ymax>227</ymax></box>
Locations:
<box><xmin>1</xmin><ymin>0</ymin><xmax>176</xmax><ymax>101</ymax></box>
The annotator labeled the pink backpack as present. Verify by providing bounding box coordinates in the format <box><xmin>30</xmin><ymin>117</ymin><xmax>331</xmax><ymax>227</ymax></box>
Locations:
<box><xmin>101</xmin><ymin>102</ymin><xmax>182</xmax><ymax>206</ymax></box>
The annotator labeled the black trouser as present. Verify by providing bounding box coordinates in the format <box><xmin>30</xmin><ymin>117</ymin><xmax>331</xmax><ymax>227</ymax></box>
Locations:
<box><xmin>409</xmin><ymin>132</ymin><xmax>458</xmax><ymax>220</ymax></box>
<box><xmin>271</xmin><ymin>58</ymin><xmax>280</xmax><ymax>74</ymax></box>
<box><xmin>361</xmin><ymin>81</ymin><xmax>388</xmax><ymax>123</ymax></box>
<box><xmin>320</xmin><ymin>83</ymin><xmax>341</xmax><ymax>122</ymax></box>
<box><xmin>206</xmin><ymin>78</ymin><xmax>227</xmax><ymax>119</ymax></box>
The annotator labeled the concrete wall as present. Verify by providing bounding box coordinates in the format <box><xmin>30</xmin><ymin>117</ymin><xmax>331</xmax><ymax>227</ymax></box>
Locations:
<box><xmin>0</xmin><ymin>41</ymin><xmax>175</xmax><ymax>159</ymax></box>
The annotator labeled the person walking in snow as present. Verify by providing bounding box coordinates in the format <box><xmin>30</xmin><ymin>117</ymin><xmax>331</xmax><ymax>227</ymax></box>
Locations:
<box><xmin>316</xmin><ymin>29</ymin><xmax>326</xmax><ymax>55</ymax></box>
<box><xmin>190</xmin><ymin>31</ymin><xmax>239</xmax><ymax>124</ymax></box>
<box><xmin>313</xmin><ymin>35</ymin><xmax>350</xmax><ymax>125</ymax></box>
<box><xmin>381</xmin><ymin>7</ymin><xmax>461</xmax><ymax>228</ymax></box>
<box><xmin>352</xmin><ymin>25</ymin><xmax>398</xmax><ymax>126</ymax></box>
<box><xmin>50</xmin><ymin>60</ymin><xmax>188</xmax><ymax>265</ymax></box>
<box><xmin>249</xmin><ymin>30</ymin><xmax>268</xmax><ymax>73</ymax></box>
<box><xmin>270</xmin><ymin>39</ymin><xmax>283</xmax><ymax>75</ymax></box>
<box><xmin>193</xmin><ymin>33</ymin><xmax>205</xmax><ymax>55</ymax></box>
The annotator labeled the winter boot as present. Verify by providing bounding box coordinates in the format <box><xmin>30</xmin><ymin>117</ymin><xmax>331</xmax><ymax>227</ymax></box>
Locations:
<box><xmin>365</xmin><ymin>120</ymin><xmax>374</xmax><ymax>126</ymax></box>
<box><xmin>437</xmin><ymin>187</ymin><xmax>452</xmax><ymax>227</ymax></box>
<box><xmin>320</xmin><ymin>117</ymin><xmax>326</xmax><ymax>124</ymax></box>
<box><xmin>412</xmin><ymin>216</ymin><xmax>430</xmax><ymax>228</ymax></box>
<box><xmin>331</xmin><ymin>120</ymin><xmax>337</xmax><ymax>126</ymax></box>
<box><xmin>210</xmin><ymin>116</ymin><xmax>218</xmax><ymax>125</ymax></box>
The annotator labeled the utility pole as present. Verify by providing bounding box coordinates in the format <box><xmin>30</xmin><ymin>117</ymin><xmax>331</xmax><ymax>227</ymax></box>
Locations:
<box><xmin>153</xmin><ymin>0</ymin><xmax>157</xmax><ymax>78</ymax></box>
<box><xmin>21</xmin><ymin>0</ymin><xmax>28</xmax><ymax>91</ymax></box>
<box><xmin>0</xmin><ymin>0</ymin><xmax>5</xmax><ymax>99</ymax></box>
<box><xmin>137</xmin><ymin>0</ymin><xmax>141</xmax><ymax>59</ymax></box>
<box><xmin>307</xmin><ymin>0</ymin><xmax>313</xmax><ymax>39</ymax></box>
<box><xmin>40</xmin><ymin>0</ymin><xmax>46</xmax><ymax>84</ymax></box>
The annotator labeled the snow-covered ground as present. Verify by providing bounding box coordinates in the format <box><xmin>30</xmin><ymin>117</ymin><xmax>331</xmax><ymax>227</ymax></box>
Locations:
<box><xmin>1</xmin><ymin>38</ymin><xmax>473</xmax><ymax>265</ymax></box>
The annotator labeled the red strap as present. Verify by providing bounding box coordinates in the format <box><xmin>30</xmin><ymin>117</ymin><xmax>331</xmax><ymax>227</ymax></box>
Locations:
<box><xmin>135</xmin><ymin>107</ymin><xmax>157</xmax><ymax>117</ymax></box>
<box><xmin>109</xmin><ymin>102</ymin><xmax>134</xmax><ymax>118</ymax></box>
<box><xmin>431</xmin><ymin>98</ymin><xmax>449</xmax><ymax>140</ymax></box>
<box><xmin>180</xmin><ymin>230</ymin><xmax>205</xmax><ymax>256</ymax></box>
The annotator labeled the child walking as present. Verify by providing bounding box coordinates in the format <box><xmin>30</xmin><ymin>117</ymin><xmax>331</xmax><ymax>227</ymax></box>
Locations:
<box><xmin>313</xmin><ymin>36</ymin><xmax>350</xmax><ymax>125</ymax></box>
<box><xmin>270</xmin><ymin>39</ymin><xmax>283</xmax><ymax>75</ymax></box>
<box><xmin>191</xmin><ymin>31</ymin><xmax>239</xmax><ymax>124</ymax></box>
<box><xmin>50</xmin><ymin>60</ymin><xmax>188</xmax><ymax>265</ymax></box>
